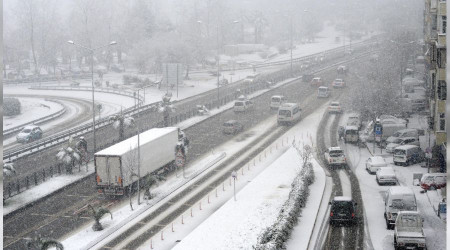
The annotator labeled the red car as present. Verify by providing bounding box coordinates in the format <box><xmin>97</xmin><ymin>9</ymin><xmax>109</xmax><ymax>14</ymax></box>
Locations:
<box><xmin>310</xmin><ymin>77</ymin><xmax>323</xmax><ymax>86</ymax></box>
<box><xmin>420</xmin><ymin>173</ymin><xmax>447</xmax><ymax>190</ymax></box>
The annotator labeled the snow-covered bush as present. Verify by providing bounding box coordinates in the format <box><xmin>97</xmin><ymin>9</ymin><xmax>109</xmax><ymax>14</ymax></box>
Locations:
<box><xmin>4</xmin><ymin>97</ymin><xmax>21</xmax><ymax>116</ymax></box>
<box><xmin>254</xmin><ymin>148</ymin><xmax>314</xmax><ymax>250</ymax></box>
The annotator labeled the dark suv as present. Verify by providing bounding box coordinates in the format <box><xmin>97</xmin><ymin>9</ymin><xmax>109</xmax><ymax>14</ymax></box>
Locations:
<box><xmin>329</xmin><ymin>196</ymin><xmax>357</xmax><ymax>226</ymax></box>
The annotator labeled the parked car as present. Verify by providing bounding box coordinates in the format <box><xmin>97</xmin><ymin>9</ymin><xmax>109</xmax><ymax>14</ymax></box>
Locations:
<box><xmin>393</xmin><ymin>145</ymin><xmax>425</xmax><ymax>166</ymax></box>
<box><xmin>329</xmin><ymin>196</ymin><xmax>357</xmax><ymax>226</ymax></box>
<box><xmin>332</xmin><ymin>78</ymin><xmax>345</xmax><ymax>88</ymax></box>
<box><xmin>328</xmin><ymin>101</ymin><xmax>343</xmax><ymax>113</ymax></box>
<box><xmin>222</xmin><ymin>120</ymin><xmax>244</xmax><ymax>135</ymax></box>
<box><xmin>385</xmin><ymin>129</ymin><xmax>420</xmax><ymax>144</ymax></box>
<box><xmin>270</xmin><ymin>95</ymin><xmax>287</xmax><ymax>110</ymax></box>
<box><xmin>277</xmin><ymin>103</ymin><xmax>302</xmax><ymax>125</ymax></box>
<box><xmin>420</xmin><ymin>173</ymin><xmax>447</xmax><ymax>191</ymax></box>
<box><xmin>376</xmin><ymin>167</ymin><xmax>397</xmax><ymax>185</ymax></box>
<box><xmin>366</xmin><ymin>156</ymin><xmax>388</xmax><ymax>174</ymax></box>
<box><xmin>317</xmin><ymin>86</ymin><xmax>330</xmax><ymax>98</ymax></box>
<box><xmin>16</xmin><ymin>125</ymin><xmax>43</xmax><ymax>143</ymax></box>
<box><xmin>70</xmin><ymin>82</ymin><xmax>80</xmax><ymax>87</ymax></box>
<box><xmin>385</xmin><ymin>137</ymin><xmax>420</xmax><ymax>153</ymax></box>
<box><xmin>384</xmin><ymin>186</ymin><xmax>417</xmax><ymax>230</ymax></box>
<box><xmin>310</xmin><ymin>77</ymin><xmax>323</xmax><ymax>87</ymax></box>
<box><xmin>394</xmin><ymin>211</ymin><xmax>426</xmax><ymax>250</ymax></box>
<box><xmin>324</xmin><ymin>147</ymin><xmax>346</xmax><ymax>168</ymax></box>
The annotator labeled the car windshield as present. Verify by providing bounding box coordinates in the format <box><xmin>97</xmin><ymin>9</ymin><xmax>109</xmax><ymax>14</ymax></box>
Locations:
<box><xmin>394</xmin><ymin>149</ymin><xmax>406</xmax><ymax>155</ymax></box>
<box><xmin>279</xmin><ymin>110</ymin><xmax>291</xmax><ymax>116</ymax></box>
<box><xmin>22</xmin><ymin>129</ymin><xmax>31</xmax><ymax>133</ymax></box>
<box><xmin>392</xmin><ymin>131</ymin><xmax>401</xmax><ymax>137</ymax></box>
<box><xmin>224</xmin><ymin>123</ymin><xmax>234</xmax><ymax>127</ymax></box>
<box><xmin>345</xmin><ymin>130</ymin><xmax>358</xmax><ymax>135</ymax></box>
<box><xmin>330</xmin><ymin>150</ymin><xmax>344</xmax><ymax>156</ymax></box>
<box><xmin>272</xmin><ymin>97</ymin><xmax>280</xmax><ymax>102</ymax></box>
<box><xmin>392</xmin><ymin>138</ymin><xmax>403</xmax><ymax>143</ymax></box>
<box><xmin>235</xmin><ymin>102</ymin><xmax>244</xmax><ymax>106</ymax></box>
<box><xmin>398</xmin><ymin>214</ymin><xmax>420</xmax><ymax>228</ymax></box>
<box><xmin>319</xmin><ymin>88</ymin><xmax>327</xmax><ymax>93</ymax></box>
<box><xmin>391</xmin><ymin>198</ymin><xmax>416</xmax><ymax>211</ymax></box>
<box><xmin>331</xmin><ymin>103</ymin><xmax>339</xmax><ymax>106</ymax></box>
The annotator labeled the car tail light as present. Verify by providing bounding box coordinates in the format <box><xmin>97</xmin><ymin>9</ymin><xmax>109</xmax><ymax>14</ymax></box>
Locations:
<box><xmin>98</xmin><ymin>189</ymin><xmax>103</xmax><ymax>193</ymax></box>
<box><xmin>330</xmin><ymin>212</ymin><xmax>333</xmax><ymax>217</ymax></box>
<box><xmin>118</xmin><ymin>176</ymin><xmax>122</xmax><ymax>185</ymax></box>
<box><xmin>352</xmin><ymin>213</ymin><xmax>355</xmax><ymax>217</ymax></box>
<box><xmin>96</xmin><ymin>175</ymin><xmax>101</xmax><ymax>183</ymax></box>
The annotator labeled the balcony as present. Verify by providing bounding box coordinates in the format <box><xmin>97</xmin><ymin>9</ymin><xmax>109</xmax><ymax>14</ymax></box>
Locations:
<box><xmin>438</xmin><ymin>1</ymin><xmax>446</xmax><ymax>16</ymax></box>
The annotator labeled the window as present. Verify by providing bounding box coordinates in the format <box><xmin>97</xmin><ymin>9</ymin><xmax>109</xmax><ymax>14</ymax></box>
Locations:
<box><xmin>439</xmin><ymin>113</ymin><xmax>445</xmax><ymax>131</ymax></box>
<box><xmin>437</xmin><ymin>49</ymin><xmax>446</xmax><ymax>68</ymax></box>
<box><xmin>443</xmin><ymin>16</ymin><xmax>447</xmax><ymax>34</ymax></box>
<box><xmin>437</xmin><ymin>80</ymin><xmax>447</xmax><ymax>100</ymax></box>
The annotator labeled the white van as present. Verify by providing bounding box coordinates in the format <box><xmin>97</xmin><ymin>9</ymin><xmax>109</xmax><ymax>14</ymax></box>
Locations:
<box><xmin>384</xmin><ymin>186</ymin><xmax>417</xmax><ymax>229</ymax></box>
<box><xmin>270</xmin><ymin>95</ymin><xmax>287</xmax><ymax>109</ymax></box>
<box><xmin>317</xmin><ymin>86</ymin><xmax>330</xmax><ymax>98</ymax></box>
<box><xmin>393</xmin><ymin>145</ymin><xmax>425</xmax><ymax>166</ymax></box>
<box><xmin>277</xmin><ymin>103</ymin><xmax>302</xmax><ymax>125</ymax></box>
<box><xmin>344</xmin><ymin>126</ymin><xmax>359</xmax><ymax>143</ymax></box>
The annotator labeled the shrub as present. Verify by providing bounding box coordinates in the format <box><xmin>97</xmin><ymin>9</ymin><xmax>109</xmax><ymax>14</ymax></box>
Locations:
<box><xmin>4</xmin><ymin>98</ymin><xmax>21</xmax><ymax>116</ymax></box>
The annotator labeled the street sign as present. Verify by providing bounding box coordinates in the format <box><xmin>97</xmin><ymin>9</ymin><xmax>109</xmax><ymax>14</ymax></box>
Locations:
<box><xmin>231</xmin><ymin>170</ymin><xmax>237</xmax><ymax>179</ymax></box>
<box><xmin>374</xmin><ymin>124</ymin><xmax>383</xmax><ymax>135</ymax></box>
<box><xmin>175</xmin><ymin>155</ymin><xmax>185</xmax><ymax>167</ymax></box>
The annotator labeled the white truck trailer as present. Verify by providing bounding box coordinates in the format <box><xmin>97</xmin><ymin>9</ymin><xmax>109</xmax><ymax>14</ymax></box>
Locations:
<box><xmin>95</xmin><ymin>127</ymin><xmax>183</xmax><ymax>195</ymax></box>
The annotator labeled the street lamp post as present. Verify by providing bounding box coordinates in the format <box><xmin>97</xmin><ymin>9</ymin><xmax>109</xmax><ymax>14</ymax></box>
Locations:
<box><xmin>67</xmin><ymin>40</ymin><xmax>117</xmax><ymax>153</ymax></box>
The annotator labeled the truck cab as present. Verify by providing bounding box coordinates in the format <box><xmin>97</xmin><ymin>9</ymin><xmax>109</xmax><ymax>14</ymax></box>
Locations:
<box><xmin>394</xmin><ymin>211</ymin><xmax>426</xmax><ymax>250</ymax></box>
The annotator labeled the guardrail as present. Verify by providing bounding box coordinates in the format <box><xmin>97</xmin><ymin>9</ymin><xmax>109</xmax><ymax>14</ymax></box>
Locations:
<box><xmin>29</xmin><ymin>85</ymin><xmax>145</xmax><ymax>102</ymax></box>
<box><xmin>3</xmin><ymin>38</ymin><xmax>378</xmax><ymax>163</ymax></box>
<box><xmin>4</xmin><ymin>73</ymin><xmax>91</xmax><ymax>85</ymax></box>
<box><xmin>3</xmin><ymin>99</ymin><xmax>67</xmax><ymax>137</ymax></box>
<box><xmin>3</xmin><ymin>42</ymin><xmax>378</xmax><ymax>200</ymax></box>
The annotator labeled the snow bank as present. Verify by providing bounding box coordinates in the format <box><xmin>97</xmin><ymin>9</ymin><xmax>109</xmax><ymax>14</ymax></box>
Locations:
<box><xmin>172</xmin><ymin>146</ymin><xmax>303</xmax><ymax>250</ymax></box>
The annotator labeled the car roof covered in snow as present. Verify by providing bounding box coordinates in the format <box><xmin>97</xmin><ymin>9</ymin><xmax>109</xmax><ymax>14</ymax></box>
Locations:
<box><xmin>388</xmin><ymin>186</ymin><xmax>414</xmax><ymax>196</ymax></box>
<box><xmin>333</xmin><ymin>196</ymin><xmax>352</xmax><ymax>201</ymax></box>
<box><xmin>328</xmin><ymin>147</ymin><xmax>342</xmax><ymax>151</ymax></box>
<box><xmin>377</xmin><ymin>166</ymin><xmax>395</xmax><ymax>175</ymax></box>
<box><xmin>23</xmin><ymin>125</ymin><xmax>40</xmax><ymax>130</ymax></box>
<box><xmin>345</xmin><ymin>125</ymin><xmax>358</xmax><ymax>130</ymax></box>
<box><xmin>319</xmin><ymin>86</ymin><xmax>328</xmax><ymax>89</ymax></box>
<box><xmin>369</xmin><ymin>156</ymin><xmax>386</xmax><ymax>164</ymax></box>
<box><xmin>95</xmin><ymin>127</ymin><xmax>177</xmax><ymax>156</ymax></box>
<box><xmin>395</xmin><ymin>145</ymin><xmax>419</xmax><ymax>150</ymax></box>
<box><xmin>271</xmin><ymin>95</ymin><xmax>284</xmax><ymax>98</ymax></box>
<box><xmin>312</xmin><ymin>77</ymin><xmax>321</xmax><ymax>80</ymax></box>
<box><xmin>279</xmin><ymin>103</ymin><xmax>298</xmax><ymax>108</ymax></box>
<box><xmin>330</xmin><ymin>101</ymin><xmax>340</xmax><ymax>105</ymax></box>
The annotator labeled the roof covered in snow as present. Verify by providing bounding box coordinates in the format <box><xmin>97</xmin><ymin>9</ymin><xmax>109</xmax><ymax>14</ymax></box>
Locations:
<box><xmin>95</xmin><ymin>127</ymin><xmax>177</xmax><ymax>156</ymax></box>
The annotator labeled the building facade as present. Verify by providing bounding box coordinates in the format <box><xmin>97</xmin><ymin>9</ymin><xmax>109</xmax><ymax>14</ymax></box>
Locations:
<box><xmin>424</xmin><ymin>0</ymin><xmax>446</xmax><ymax>171</ymax></box>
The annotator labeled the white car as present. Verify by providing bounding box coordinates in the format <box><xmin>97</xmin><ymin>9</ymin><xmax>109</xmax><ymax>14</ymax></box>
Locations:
<box><xmin>376</xmin><ymin>167</ymin><xmax>397</xmax><ymax>185</ymax></box>
<box><xmin>324</xmin><ymin>147</ymin><xmax>346</xmax><ymax>168</ymax></box>
<box><xmin>385</xmin><ymin>137</ymin><xmax>420</xmax><ymax>153</ymax></box>
<box><xmin>328</xmin><ymin>102</ymin><xmax>342</xmax><ymax>113</ymax></box>
<box><xmin>332</xmin><ymin>78</ymin><xmax>345</xmax><ymax>88</ymax></box>
<box><xmin>365</xmin><ymin>156</ymin><xmax>388</xmax><ymax>174</ymax></box>
<box><xmin>270</xmin><ymin>95</ymin><xmax>287</xmax><ymax>109</ymax></box>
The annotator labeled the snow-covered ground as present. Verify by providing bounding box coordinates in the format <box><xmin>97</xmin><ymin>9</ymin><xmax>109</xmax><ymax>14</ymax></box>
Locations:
<box><xmin>339</xmin><ymin>112</ymin><xmax>446</xmax><ymax>250</ymax></box>
<box><xmin>3</xmin><ymin>97</ymin><xmax>64</xmax><ymax>130</ymax></box>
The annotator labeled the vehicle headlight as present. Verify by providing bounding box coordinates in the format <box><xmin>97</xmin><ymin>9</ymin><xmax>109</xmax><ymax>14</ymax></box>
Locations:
<box><xmin>398</xmin><ymin>242</ymin><xmax>405</xmax><ymax>246</ymax></box>
<box><xmin>418</xmin><ymin>243</ymin><xmax>425</xmax><ymax>247</ymax></box>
